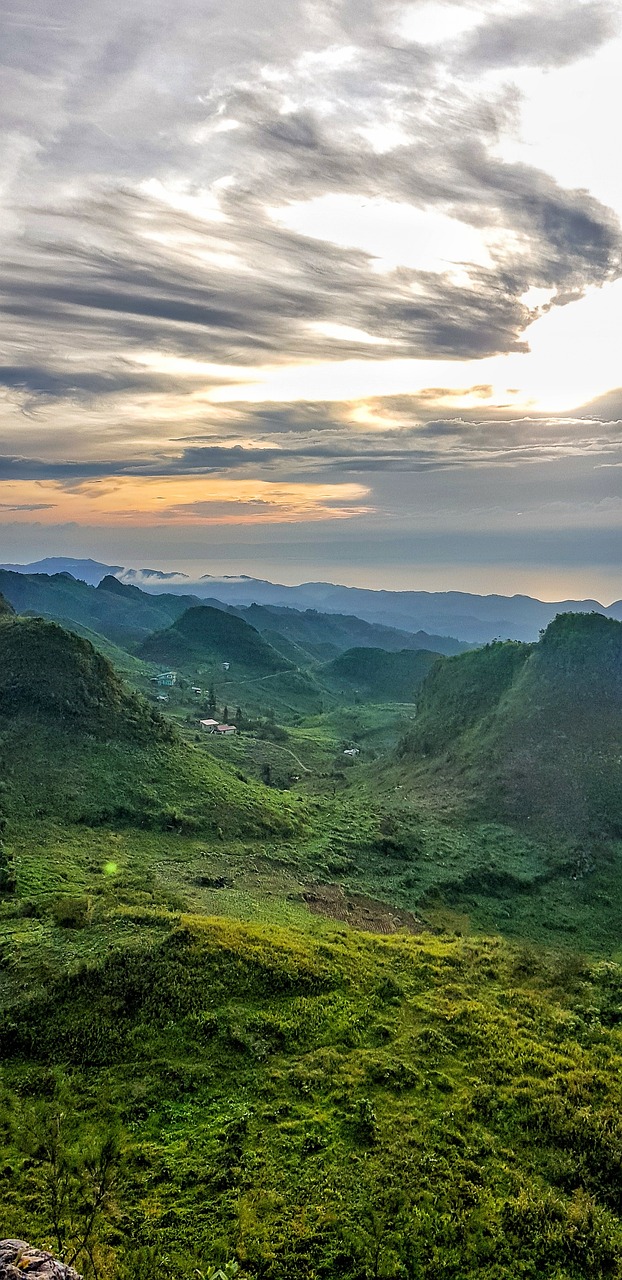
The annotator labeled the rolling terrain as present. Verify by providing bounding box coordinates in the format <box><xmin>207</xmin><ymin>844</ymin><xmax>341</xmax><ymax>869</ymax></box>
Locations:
<box><xmin>400</xmin><ymin>612</ymin><xmax>622</xmax><ymax>838</ymax></box>
<box><xmin>1</xmin><ymin>594</ymin><xmax>622</xmax><ymax>1278</ymax></box>
<box><xmin>7</xmin><ymin>556</ymin><xmax>622</xmax><ymax>642</ymax></box>
<box><xmin>322</xmin><ymin>645</ymin><xmax>440</xmax><ymax>702</ymax></box>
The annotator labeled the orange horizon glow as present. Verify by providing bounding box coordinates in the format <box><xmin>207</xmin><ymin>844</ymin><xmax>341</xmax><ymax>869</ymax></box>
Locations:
<box><xmin>0</xmin><ymin>476</ymin><xmax>373</xmax><ymax>526</ymax></box>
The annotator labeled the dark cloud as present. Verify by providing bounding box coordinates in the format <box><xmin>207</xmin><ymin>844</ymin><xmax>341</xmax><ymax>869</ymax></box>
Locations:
<box><xmin>0</xmin><ymin>0</ymin><xmax>619</xmax><ymax>400</ymax></box>
<box><xmin>0</xmin><ymin>0</ymin><xmax>621</xmax><ymax>596</ymax></box>
<box><xmin>460</xmin><ymin>1</ymin><xmax>620</xmax><ymax>70</ymax></box>
<box><xmin>0</xmin><ymin>363</ymin><xmax>174</xmax><ymax>400</ymax></box>
<box><xmin>0</xmin><ymin>502</ymin><xmax>55</xmax><ymax>511</ymax></box>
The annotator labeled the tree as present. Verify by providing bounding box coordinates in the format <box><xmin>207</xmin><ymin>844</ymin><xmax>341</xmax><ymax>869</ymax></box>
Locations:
<box><xmin>223</xmin><ymin>705</ymin><xmax>229</xmax><ymax>723</ymax></box>
<box><xmin>19</xmin><ymin>1101</ymin><xmax>121</xmax><ymax>1279</ymax></box>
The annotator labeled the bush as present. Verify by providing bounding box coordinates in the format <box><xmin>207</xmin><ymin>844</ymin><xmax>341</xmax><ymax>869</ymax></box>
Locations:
<box><xmin>50</xmin><ymin>895</ymin><xmax>92</xmax><ymax>929</ymax></box>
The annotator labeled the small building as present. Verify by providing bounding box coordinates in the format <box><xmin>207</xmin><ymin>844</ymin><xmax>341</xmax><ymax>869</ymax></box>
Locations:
<box><xmin>157</xmin><ymin>694</ymin><xmax>169</xmax><ymax>702</ymax></box>
<box><xmin>221</xmin><ymin>661</ymin><xmax>230</xmax><ymax>671</ymax></box>
<box><xmin>216</xmin><ymin>723</ymin><xmax>236</xmax><ymax>735</ymax></box>
<box><xmin>199</xmin><ymin>718</ymin><xmax>219</xmax><ymax>732</ymax></box>
<box><xmin>151</xmin><ymin>670</ymin><xmax>177</xmax><ymax>687</ymax></box>
<box><xmin>191</xmin><ymin>686</ymin><xmax>202</xmax><ymax>695</ymax></box>
<box><xmin>343</xmin><ymin>747</ymin><xmax>360</xmax><ymax>757</ymax></box>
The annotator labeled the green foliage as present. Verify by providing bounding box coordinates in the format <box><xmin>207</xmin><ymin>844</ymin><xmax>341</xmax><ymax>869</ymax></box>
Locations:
<box><xmin>138</xmin><ymin>606</ymin><xmax>292</xmax><ymax>675</ymax></box>
<box><xmin>5</xmin><ymin>593</ymin><xmax>622</xmax><ymax>1280</ymax></box>
<box><xmin>401</xmin><ymin>638</ymin><xmax>531</xmax><ymax>755</ymax></box>
<box><xmin>4</xmin><ymin>924</ymin><xmax>622</xmax><ymax>1277</ymax></box>
<box><xmin>400</xmin><ymin>614</ymin><xmax>622</xmax><ymax>838</ymax></box>
<box><xmin>323</xmin><ymin>646</ymin><xmax>440</xmax><ymax>702</ymax></box>
<box><xmin>49</xmin><ymin>896</ymin><xmax>92</xmax><ymax>929</ymax></box>
<box><xmin>0</xmin><ymin>615</ymin><xmax>172</xmax><ymax>742</ymax></box>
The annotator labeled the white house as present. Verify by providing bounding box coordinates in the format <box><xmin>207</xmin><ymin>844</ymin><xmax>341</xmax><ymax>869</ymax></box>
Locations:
<box><xmin>151</xmin><ymin>670</ymin><xmax>177</xmax><ymax>687</ymax></box>
<box><xmin>199</xmin><ymin>718</ymin><xmax>219</xmax><ymax>732</ymax></box>
<box><xmin>222</xmin><ymin>661</ymin><xmax>230</xmax><ymax>671</ymax></box>
<box><xmin>343</xmin><ymin>747</ymin><xmax>360</xmax><ymax>757</ymax></box>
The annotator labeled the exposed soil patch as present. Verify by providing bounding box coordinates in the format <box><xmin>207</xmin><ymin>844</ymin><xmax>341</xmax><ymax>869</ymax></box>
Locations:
<box><xmin>302</xmin><ymin>884</ymin><xmax>428</xmax><ymax>934</ymax></box>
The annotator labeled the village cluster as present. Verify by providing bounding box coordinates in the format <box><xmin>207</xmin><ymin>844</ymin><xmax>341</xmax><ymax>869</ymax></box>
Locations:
<box><xmin>150</xmin><ymin>667</ymin><xmax>238</xmax><ymax>735</ymax></box>
<box><xmin>149</xmin><ymin>666</ymin><xmax>360</xmax><ymax>755</ymax></box>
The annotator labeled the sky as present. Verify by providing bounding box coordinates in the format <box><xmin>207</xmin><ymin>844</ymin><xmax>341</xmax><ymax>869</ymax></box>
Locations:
<box><xmin>1</xmin><ymin>0</ymin><xmax>622</xmax><ymax>599</ymax></box>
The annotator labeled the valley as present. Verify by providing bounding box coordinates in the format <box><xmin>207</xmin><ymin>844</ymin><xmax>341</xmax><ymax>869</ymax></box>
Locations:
<box><xmin>1</xmin><ymin>575</ymin><xmax>622</xmax><ymax>1278</ymax></box>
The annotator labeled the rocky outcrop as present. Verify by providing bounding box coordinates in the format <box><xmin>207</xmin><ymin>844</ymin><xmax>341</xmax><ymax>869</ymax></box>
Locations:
<box><xmin>0</xmin><ymin>1242</ymin><xmax>81</xmax><ymax>1280</ymax></box>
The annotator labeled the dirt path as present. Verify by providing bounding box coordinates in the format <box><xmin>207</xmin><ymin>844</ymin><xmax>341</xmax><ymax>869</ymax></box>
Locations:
<box><xmin>303</xmin><ymin>883</ymin><xmax>428</xmax><ymax>934</ymax></box>
<box><xmin>261</xmin><ymin>741</ymin><xmax>312</xmax><ymax>774</ymax></box>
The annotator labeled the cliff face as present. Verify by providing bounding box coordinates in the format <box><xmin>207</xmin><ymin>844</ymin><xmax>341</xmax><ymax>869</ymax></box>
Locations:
<box><xmin>0</xmin><ymin>1241</ymin><xmax>81</xmax><ymax>1280</ymax></box>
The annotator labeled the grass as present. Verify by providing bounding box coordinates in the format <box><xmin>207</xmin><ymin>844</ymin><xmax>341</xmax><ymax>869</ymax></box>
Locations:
<box><xmin>3</xmin><ymin>610</ymin><xmax>622</xmax><ymax>1277</ymax></box>
<box><xmin>4</xmin><ymin>919</ymin><xmax>622</xmax><ymax>1277</ymax></box>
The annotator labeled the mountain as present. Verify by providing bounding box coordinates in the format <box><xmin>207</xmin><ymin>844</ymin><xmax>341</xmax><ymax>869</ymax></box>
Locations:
<box><xmin>138</xmin><ymin>604</ymin><xmax>293</xmax><ymax>674</ymax></box>
<box><xmin>228</xmin><ymin>602</ymin><xmax>467</xmax><ymax>660</ymax></box>
<box><xmin>0</xmin><ymin>613</ymin><xmax>169</xmax><ymax>742</ymax></box>
<box><xmin>5</xmin><ymin>556</ymin><xmax>622</xmax><ymax>644</ymax></box>
<box><xmin>0</xmin><ymin>610</ymin><xmax>298</xmax><ymax>838</ymax></box>
<box><xmin>400</xmin><ymin>612</ymin><xmax>622</xmax><ymax>837</ymax></box>
<box><xmin>194</xmin><ymin>576</ymin><xmax>615</xmax><ymax>643</ymax></box>
<box><xmin>323</xmin><ymin>646</ymin><xmax>440</xmax><ymax>701</ymax></box>
<box><xmin>0</xmin><ymin>569</ymin><xmax>200</xmax><ymax>647</ymax></box>
<box><xmin>0</xmin><ymin>557</ymin><xmax>121</xmax><ymax>585</ymax></box>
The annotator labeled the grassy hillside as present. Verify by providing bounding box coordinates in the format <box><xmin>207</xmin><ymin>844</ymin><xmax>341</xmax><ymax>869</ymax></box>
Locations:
<box><xmin>400</xmin><ymin>613</ymin><xmax>622</xmax><ymax>838</ymax></box>
<box><xmin>138</xmin><ymin>605</ymin><xmax>293</xmax><ymax>674</ymax></box>
<box><xmin>4</xmin><ymin>599</ymin><xmax>622</xmax><ymax>1280</ymax></box>
<box><xmin>4</xmin><ymin>918</ymin><xmax>622</xmax><ymax>1278</ymax></box>
<box><xmin>0</xmin><ymin>568</ymin><xmax>198</xmax><ymax>647</ymax></box>
<box><xmin>323</xmin><ymin>646</ymin><xmax>440</xmax><ymax>701</ymax></box>
<box><xmin>238</xmin><ymin>603</ymin><xmax>468</xmax><ymax>660</ymax></box>
<box><xmin>0</xmin><ymin>613</ymin><xmax>299</xmax><ymax>840</ymax></box>
<box><xmin>0</xmin><ymin>614</ymin><xmax>169</xmax><ymax>741</ymax></box>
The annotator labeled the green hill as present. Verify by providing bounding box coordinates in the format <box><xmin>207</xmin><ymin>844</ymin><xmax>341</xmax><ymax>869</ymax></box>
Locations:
<box><xmin>138</xmin><ymin>605</ymin><xmax>295</xmax><ymax>674</ymax></box>
<box><xmin>401</xmin><ymin>612</ymin><xmax>622</xmax><ymax>837</ymax></box>
<box><xmin>322</xmin><ymin>646</ymin><xmax>440</xmax><ymax>701</ymax></box>
<box><xmin>5</xmin><ymin>918</ymin><xmax>622</xmax><ymax>1278</ymax></box>
<box><xmin>0</xmin><ymin>612</ymin><xmax>299</xmax><ymax>839</ymax></box>
<box><xmin>238</xmin><ymin>602</ymin><xmax>468</xmax><ymax>660</ymax></box>
<box><xmin>0</xmin><ymin>614</ymin><xmax>169</xmax><ymax>742</ymax></box>
<box><xmin>0</xmin><ymin>568</ymin><xmax>198</xmax><ymax>647</ymax></box>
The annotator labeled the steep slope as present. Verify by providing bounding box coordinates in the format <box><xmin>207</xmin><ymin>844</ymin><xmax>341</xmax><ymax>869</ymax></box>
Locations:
<box><xmin>238</xmin><ymin>603</ymin><xmax>467</xmax><ymax>659</ymax></box>
<box><xmin>401</xmin><ymin>613</ymin><xmax>622</xmax><ymax>837</ymax></box>
<box><xmin>0</xmin><ymin>613</ymin><xmax>298</xmax><ymax>838</ymax></box>
<box><xmin>0</xmin><ymin>569</ymin><xmax>199</xmax><ymax>647</ymax></box>
<box><xmin>138</xmin><ymin>605</ymin><xmax>294</xmax><ymax>674</ymax></box>
<box><xmin>323</xmin><ymin>646</ymin><xmax>440</xmax><ymax>701</ymax></box>
<box><xmin>0</xmin><ymin>614</ymin><xmax>169</xmax><ymax>742</ymax></box>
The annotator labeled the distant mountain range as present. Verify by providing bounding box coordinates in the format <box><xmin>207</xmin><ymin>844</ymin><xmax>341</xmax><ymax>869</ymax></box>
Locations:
<box><xmin>0</xmin><ymin>565</ymin><xmax>465</xmax><ymax>660</ymax></box>
<box><xmin>2</xmin><ymin>556</ymin><xmax>621</xmax><ymax>643</ymax></box>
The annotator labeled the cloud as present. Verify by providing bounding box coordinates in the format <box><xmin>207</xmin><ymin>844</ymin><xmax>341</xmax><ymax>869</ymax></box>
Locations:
<box><xmin>0</xmin><ymin>0</ymin><xmax>619</xmax><ymax>410</ymax></box>
<box><xmin>0</xmin><ymin>502</ymin><xmax>55</xmax><ymax>511</ymax></box>
<box><xmin>0</xmin><ymin>0</ymin><xmax>621</xmax><ymax>588</ymax></box>
<box><xmin>459</xmin><ymin>1</ymin><xmax>620</xmax><ymax>70</ymax></box>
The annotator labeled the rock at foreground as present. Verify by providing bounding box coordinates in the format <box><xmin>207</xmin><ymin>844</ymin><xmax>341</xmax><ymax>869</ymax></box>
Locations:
<box><xmin>0</xmin><ymin>1242</ymin><xmax>81</xmax><ymax>1280</ymax></box>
